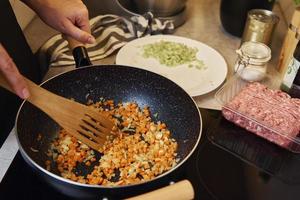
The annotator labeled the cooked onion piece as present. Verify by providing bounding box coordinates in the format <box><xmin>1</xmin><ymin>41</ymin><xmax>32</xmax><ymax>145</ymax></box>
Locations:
<box><xmin>46</xmin><ymin>100</ymin><xmax>178</xmax><ymax>186</ymax></box>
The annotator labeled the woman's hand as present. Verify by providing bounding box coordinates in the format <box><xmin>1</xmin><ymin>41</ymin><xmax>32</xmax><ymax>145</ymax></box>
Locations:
<box><xmin>1</xmin><ymin>0</ymin><xmax>94</xmax><ymax>99</ymax></box>
<box><xmin>23</xmin><ymin>0</ymin><xmax>95</xmax><ymax>44</ymax></box>
<box><xmin>0</xmin><ymin>44</ymin><xmax>29</xmax><ymax>99</ymax></box>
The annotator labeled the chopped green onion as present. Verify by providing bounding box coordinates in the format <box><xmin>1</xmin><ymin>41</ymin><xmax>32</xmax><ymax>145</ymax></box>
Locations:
<box><xmin>142</xmin><ymin>40</ymin><xmax>206</xmax><ymax>70</ymax></box>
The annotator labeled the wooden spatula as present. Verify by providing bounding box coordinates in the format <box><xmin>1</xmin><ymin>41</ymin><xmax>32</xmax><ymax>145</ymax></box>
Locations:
<box><xmin>0</xmin><ymin>74</ymin><xmax>114</xmax><ymax>150</ymax></box>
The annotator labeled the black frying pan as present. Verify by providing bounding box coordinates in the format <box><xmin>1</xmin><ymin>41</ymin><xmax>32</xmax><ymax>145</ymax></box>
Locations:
<box><xmin>15</xmin><ymin>44</ymin><xmax>202</xmax><ymax>199</ymax></box>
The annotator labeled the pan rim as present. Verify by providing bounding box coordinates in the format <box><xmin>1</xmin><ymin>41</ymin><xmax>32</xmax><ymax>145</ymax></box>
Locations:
<box><xmin>15</xmin><ymin>64</ymin><xmax>203</xmax><ymax>189</ymax></box>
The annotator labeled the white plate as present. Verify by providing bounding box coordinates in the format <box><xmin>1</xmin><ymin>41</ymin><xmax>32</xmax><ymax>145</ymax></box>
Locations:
<box><xmin>116</xmin><ymin>35</ymin><xmax>228</xmax><ymax>97</ymax></box>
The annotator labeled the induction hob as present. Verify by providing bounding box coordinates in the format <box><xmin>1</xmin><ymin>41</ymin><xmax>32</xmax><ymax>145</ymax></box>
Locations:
<box><xmin>1</xmin><ymin>109</ymin><xmax>300</xmax><ymax>200</ymax></box>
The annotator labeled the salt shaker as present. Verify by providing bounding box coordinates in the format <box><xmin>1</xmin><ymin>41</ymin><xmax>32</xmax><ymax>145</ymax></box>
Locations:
<box><xmin>234</xmin><ymin>41</ymin><xmax>271</xmax><ymax>82</ymax></box>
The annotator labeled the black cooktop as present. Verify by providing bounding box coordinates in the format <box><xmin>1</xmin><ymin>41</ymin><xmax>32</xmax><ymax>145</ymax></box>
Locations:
<box><xmin>1</xmin><ymin>109</ymin><xmax>300</xmax><ymax>200</ymax></box>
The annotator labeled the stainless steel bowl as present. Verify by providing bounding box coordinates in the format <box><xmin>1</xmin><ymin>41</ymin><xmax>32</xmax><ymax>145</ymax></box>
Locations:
<box><xmin>132</xmin><ymin>0</ymin><xmax>187</xmax><ymax>17</ymax></box>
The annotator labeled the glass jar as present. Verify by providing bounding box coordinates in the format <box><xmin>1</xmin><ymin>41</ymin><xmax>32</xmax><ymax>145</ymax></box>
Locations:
<box><xmin>234</xmin><ymin>41</ymin><xmax>271</xmax><ymax>82</ymax></box>
<box><xmin>241</xmin><ymin>9</ymin><xmax>279</xmax><ymax>45</ymax></box>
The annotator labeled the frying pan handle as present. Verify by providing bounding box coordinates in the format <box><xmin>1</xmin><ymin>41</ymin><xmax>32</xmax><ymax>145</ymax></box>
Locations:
<box><xmin>125</xmin><ymin>180</ymin><xmax>194</xmax><ymax>200</ymax></box>
<box><xmin>66</xmin><ymin>37</ymin><xmax>92</xmax><ymax>68</ymax></box>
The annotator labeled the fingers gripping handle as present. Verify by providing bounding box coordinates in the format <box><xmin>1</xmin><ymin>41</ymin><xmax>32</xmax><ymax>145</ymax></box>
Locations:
<box><xmin>67</xmin><ymin>36</ymin><xmax>85</xmax><ymax>50</ymax></box>
<box><xmin>66</xmin><ymin>37</ymin><xmax>92</xmax><ymax>68</ymax></box>
<box><xmin>0</xmin><ymin>73</ymin><xmax>14</xmax><ymax>93</ymax></box>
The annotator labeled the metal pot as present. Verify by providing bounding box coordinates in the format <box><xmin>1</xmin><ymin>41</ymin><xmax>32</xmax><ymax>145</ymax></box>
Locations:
<box><xmin>15</xmin><ymin>45</ymin><xmax>202</xmax><ymax>199</ymax></box>
<box><xmin>132</xmin><ymin>0</ymin><xmax>187</xmax><ymax>17</ymax></box>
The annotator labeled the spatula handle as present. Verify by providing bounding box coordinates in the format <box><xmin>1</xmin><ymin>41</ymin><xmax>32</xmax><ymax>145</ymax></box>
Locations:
<box><xmin>126</xmin><ymin>180</ymin><xmax>194</xmax><ymax>200</ymax></box>
<box><xmin>0</xmin><ymin>73</ymin><xmax>41</xmax><ymax>98</ymax></box>
<box><xmin>0</xmin><ymin>72</ymin><xmax>45</xmax><ymax>97</ymax></box>
<box><xmin>0</xmin><ymin>73</ymin><xmax>60</xmax><ymax>114</ymax></box>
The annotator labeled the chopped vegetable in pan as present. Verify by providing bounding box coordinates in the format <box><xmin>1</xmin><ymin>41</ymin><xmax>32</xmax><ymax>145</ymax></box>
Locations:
<box><xmin>46</xmin><ymin>99</ymin><xmax>178</xmax><ymax>186</ymax></box>
<box><xmin>142</xmin><ymin>40</ymin><xmax>206</xmax><ymax>69</ymax></box>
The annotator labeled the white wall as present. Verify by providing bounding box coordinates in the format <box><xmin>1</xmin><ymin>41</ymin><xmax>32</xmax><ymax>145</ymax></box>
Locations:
<box><xmin>9</xmin><ymin>0</ymin><xmax>35</xmax><ymax>30</ymax></box>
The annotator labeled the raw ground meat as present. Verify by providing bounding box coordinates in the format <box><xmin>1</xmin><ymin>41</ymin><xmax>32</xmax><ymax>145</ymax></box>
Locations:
<box><xmin>222</xmin><ymin>82</ymin><xmax>300</xmax><ymax>151</ymax></box>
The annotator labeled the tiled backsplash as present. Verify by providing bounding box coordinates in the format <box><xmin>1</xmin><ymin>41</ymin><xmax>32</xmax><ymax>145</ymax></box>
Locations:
<box><xmin>9</xmin><ymin>0</ymin><xmax>35</xmax><ymax>30</ymax></box>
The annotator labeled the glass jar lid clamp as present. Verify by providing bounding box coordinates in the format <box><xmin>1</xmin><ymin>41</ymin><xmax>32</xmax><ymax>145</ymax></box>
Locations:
<box><xmin>235</xmin><ymin>41</ymin><xmax>271</xmax><ymax>71</ymax></box>
<box><xmin>235</xmin><ymin>41</ymin><xmax>271</xmax><ymax>82</ymax></box>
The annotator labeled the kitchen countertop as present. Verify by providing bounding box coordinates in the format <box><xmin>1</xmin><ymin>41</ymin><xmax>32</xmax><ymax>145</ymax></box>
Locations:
<box><xmin>24</xmin><ymin>0</ymin><xmax>287</xmax><ymax>110</ymax></box>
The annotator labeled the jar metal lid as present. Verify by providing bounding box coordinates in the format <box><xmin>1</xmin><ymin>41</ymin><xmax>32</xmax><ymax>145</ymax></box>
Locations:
<box><xmin>248</xmin><ymin>9</ymin><xmax>280</xmax><ymax>25</ymax></box>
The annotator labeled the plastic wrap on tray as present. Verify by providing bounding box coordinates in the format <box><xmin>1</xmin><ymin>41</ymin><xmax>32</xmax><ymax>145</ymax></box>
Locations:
<box><xmin>215</xmin><ymin>74</ymin><xmax>300</xmax><ymax>153</ymax></box>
